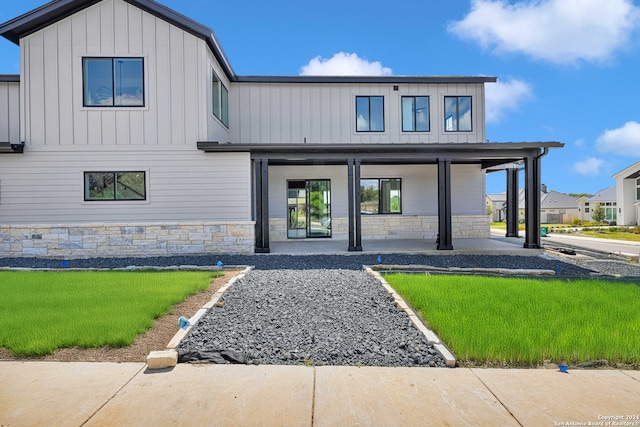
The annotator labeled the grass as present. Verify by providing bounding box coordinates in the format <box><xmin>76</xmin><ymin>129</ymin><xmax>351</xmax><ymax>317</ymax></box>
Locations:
<box><xmin>384</xmin><ymin>274</ymin><xmax>640</xmax><ymax>366</ymax></box>
<box><xmin>0</xmin><ymin>270</ymin><xmax>221</xmax><ymax>357</ymax></box>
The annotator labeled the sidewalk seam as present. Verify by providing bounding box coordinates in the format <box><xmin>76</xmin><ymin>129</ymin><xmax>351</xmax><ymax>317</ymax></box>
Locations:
<box><xmin>310</xmin><ymin>367</ymin><xmax>317</xmax><ymax>427</ymax></box>
<box><xmin>470</xmin><ymin>369</ymin><xmax>525</xmax><ymax>427</ymax></box>
<box><xmin>79</xmin><ymin>364</ymin><xmax>147</xmax><ymax>426</ymax></box>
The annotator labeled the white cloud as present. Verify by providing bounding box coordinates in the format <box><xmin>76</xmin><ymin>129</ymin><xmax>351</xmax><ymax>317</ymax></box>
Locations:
<box><xmin>572</xmin><ymin>157</ymin><xmax>605</xmax><ymax>175</ymax></box>
<box><xmin>574</xmin><ymin>138</ymin><xmax>584</xmax><ymax>147</ymax></box>
<box><xmin>484</xmin><ymin>78</ymin><xmax>533</xmax><ymax>123</ymax></box>
<box><xmin>448</xmin><ymin>0</ymin><xmax>640</xmax><ymax>64</ymax></box>
<box><xmin>596</xmin><ymin>121</ymin><xmax>640</xmax><ymax>156</ymax></box>
<box><xmin>300</xmin><ymin>52</ymin><xmax>392</xmax><ymax>76</ymax></box>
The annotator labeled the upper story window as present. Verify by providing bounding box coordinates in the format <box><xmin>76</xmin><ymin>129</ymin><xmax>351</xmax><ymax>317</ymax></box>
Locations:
<box><xmin>402</xmin><ymin>96</ymin><xmax>430</xmax><ymax>132</ymax></box>
<box><xmin>444</xmin><ymin>96</ymin><xmax>472</xmax><ymax>132</ymax></box>
<box><xmin>84</xmin><ymin>171</ymin><xmax>146</xmax><ymax>201</ymax></box>
<box><xmin>83</xmin><ymin>58</ymin><xmax>144</xmax><ymax>107</ymax></box>
<box><xmin>356</xmin><ymin>96</ymin><xmax>384</xmax><ymax>132</ymax></box>
<box><xmin>360</xmin><ymin>178</ymin><xmax>402</xmax><ymax>214</ymax></box>
<box><xmin>636</xmin><ymin>178</ymin><xmax>640</xmax><ymax>201</ymax></box>
<box><xmin>212</xmin><ymin>71</ymin><xmax>229</xmax><ymax>127</ymax></box>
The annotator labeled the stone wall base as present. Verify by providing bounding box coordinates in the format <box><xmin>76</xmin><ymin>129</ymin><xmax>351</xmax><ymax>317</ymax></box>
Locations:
<box><xmin>0</xmin><ymin>222</ymin><xmax>255</xmax><ymax>258</ymax></box>
<box><xmin>270</xmin><ymin>215</ymin><xmax>490</xmax><ymax>241</ymax></box>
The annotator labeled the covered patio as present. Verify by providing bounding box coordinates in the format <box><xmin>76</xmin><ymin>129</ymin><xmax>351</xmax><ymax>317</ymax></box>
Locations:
<box><xmin>198</xmin><ymin>141</ymin><xmax>563</xmax><ymax>254</ymax></box>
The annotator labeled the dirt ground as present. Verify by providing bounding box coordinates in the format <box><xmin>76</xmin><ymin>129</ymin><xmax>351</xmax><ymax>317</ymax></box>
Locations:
<box><xmin>0</xmin><ymin>270</ymin><xmax>241</xmax><ymax>363</ymax></box>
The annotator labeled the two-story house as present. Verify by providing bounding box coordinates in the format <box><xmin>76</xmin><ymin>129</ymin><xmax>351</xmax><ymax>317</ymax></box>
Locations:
<box><xmin>0</xmin><ymin>0</ymin><xmax>561</xmax><ymax>258</ymax></box>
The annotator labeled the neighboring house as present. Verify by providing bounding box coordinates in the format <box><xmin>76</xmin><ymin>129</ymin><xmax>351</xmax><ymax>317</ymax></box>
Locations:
<box><xmin>487</xmin><ymin>186</ymin><xmax>579</xmax><ymax>224</ymax></box>
<box><xmin>613</xmin><ymin>161</ymin><xmax>640</xmax><ymax>226</ymax></box>
<box><xmin>577</xmin><ymin>187</ymin><xmax>617</xmax><ymax>223</ymax></box>
<box><xmin>0</xmin><ymin>0</ymin><xmax>561</xmax><ymax>258</ymax></box>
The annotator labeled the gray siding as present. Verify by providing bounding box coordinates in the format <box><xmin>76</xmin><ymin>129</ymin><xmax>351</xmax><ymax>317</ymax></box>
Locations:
<box><xmin>230</xmin><ymin>82</ymin><xmax>486</xmax><ymax>144</ymax></box>
<box><xmin>0</xmin><ymin>148</ymin><xmax>251</xmax><ymax>223</ymax></box>
<box><xmin>19</xmin><ymin>0</ymin><xmax>212</xmax><ymax>147</ymax></box>
<box><xmin>0</xmin><ymin>82</ymin><xmax>20</xmax><ymax>143</ymax></box>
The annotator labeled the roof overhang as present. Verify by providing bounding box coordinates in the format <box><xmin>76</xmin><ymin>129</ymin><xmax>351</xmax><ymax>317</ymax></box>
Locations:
<box><xmin>0</xmin><ymin>74</ymin><xmax>20</xmax><ymax>82</ymax></box>
<box><xmin>197</xmin><ymin>141</ymin><xmax>562</xmax><ymax>168</ymax></box>
<box><xmin>613</xmin><ymin>160</ymin><xmax>640</xmax><ymax>179</ymax></box>
<box><xmin>0</xmin><ymin>142</ymin><xmax>25</xmax><ymax>154</ymax></box>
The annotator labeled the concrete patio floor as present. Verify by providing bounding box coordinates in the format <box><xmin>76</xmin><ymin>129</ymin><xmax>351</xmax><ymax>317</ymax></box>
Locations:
<box><xmin>268</xmin><ymin>235</ymin><xmax>539</xmax><ymax>256</ymax></box>
<box><xmin>1</xmin><ymin>362</ymin><xmax>638</xmax><ymax>426</ymax></box>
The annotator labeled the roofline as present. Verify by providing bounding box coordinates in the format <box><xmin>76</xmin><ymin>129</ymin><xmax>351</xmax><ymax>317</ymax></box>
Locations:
<box><xmin>0</xmin><ymin>0</ymin><xmax>236</xmax><ymax>80</ymax></box>
<box><xmin>234</xmin><ymin>76</ymin><xmax>498</xmax><ymax>84</ymax></box>
<box><xmin>612</xmin><ymin>160</ymin><xmax>640</xmax><ymax>179</ymax></box>
<box><xmin>0</xmin><ymin>74</ymin><xmax>20</xmax><ymax>82</ymax></box>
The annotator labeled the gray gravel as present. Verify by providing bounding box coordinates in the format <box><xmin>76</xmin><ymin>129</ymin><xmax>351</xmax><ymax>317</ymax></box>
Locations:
<box><xmin>178</xmin><ymin>268</ymin><xmax>446</xmax><ymax>367</ymax></box>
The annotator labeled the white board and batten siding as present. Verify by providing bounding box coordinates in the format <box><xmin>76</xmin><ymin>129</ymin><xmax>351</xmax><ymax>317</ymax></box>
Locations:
<box><xmin>0</xmin><ymin>82</ymin><xmax>20</xmax><ymax>143</ymax></box>
<box><xmin>230</xmin><ymin>82</ymin><xmax>486</xmax><ymax>144</ymax></box>
<box><xmin>2</xmin><ymin>0</ymin><xmax>245</xmax><ymax>225</ymax></box>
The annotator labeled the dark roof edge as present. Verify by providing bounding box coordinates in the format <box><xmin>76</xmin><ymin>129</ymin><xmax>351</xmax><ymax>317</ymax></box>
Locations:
<box><xmin>0</xmin><ymin>0</ymin><xmax>236</xmax><ymax>80</ymax></box>
<box><xmin>234</xmin><ymin>75</ymin><xmax>498</xmax><ymax>84</ymax></box>
<box><xmin>0</xmin><ymin>74</ymin><xmax>20</xmax><ymax>82</ymax></box>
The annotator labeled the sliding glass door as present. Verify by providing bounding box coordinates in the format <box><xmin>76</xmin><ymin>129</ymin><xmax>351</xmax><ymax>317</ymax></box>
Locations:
<box><xmin>287</xmin><ymin>180</ymin><xmax>331</xmax><ymax>238</ymax></box>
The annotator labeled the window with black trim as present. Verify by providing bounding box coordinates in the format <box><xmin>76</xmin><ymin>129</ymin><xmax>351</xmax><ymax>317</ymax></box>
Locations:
<box><xmin>84</xmin><ymin>172</ymin><xmax>146</xmax><ymax>201</ymax></box>
<box><xmin>444</xmin><ymin>96</ymin><xmax>472</xmax><ymax>132</ymax></box>
<box><xmin>402</xmin><ymin>96</ymin><xmax>429</xmax><ymax>132</ymax></box>
<box><xmin>360</xmin><ymin>178</ymin><xmax>401</xmax><ymax>214</ymax></box>
<box><xmin>356</xmin><ymin>96</ymin><xmax>384</xmax><ymax>132</ymax></box>
<box><xmin>636</xmin><ymin>178</ymin><xmax>640</xmax><ymax>201</ymax></box>
<box><xmin>212</xmin><ymin>71</ymin><xmax>229</xmax><ymax>127</ymax></box>
<box><xmin>83</xmin><ymin>58</ymin><xmax>144</xmax><ymax>107</ymax></box>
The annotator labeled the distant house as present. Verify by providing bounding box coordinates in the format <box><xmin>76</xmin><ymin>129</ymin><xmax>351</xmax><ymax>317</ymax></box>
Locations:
<box><xmin>613</xmin><ymin>161</ymin><xmax>640</xmax><ymax>226</ymax></box>
<box><xmin>487</xmin><ymin>185</ymin><xmax>579</xmax><ymax>224</ymax></box>
<box><xmin>577</xmin><ymin>186</ymin><xmax>617</xmax><ymax>223</ymax></box>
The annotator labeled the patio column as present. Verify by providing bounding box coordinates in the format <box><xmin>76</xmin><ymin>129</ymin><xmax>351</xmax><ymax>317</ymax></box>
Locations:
<box><xmin>506</xmin><ymin>166</ymin><xmax>519</xmax><ymax>237</ymax></box>
<box><xmin>437</xmin><ymin>158</ymin><xmax>453</xmax><ymax>250</ymax></box>
<box><xmin>523</xmin><ymin>156</ymin><xmax>541</xmax><ymax>248</ymax></box>
<box><xmin>347</xmin><ymin>158</ymin><xmax>362</xmax><ymax>251</ymax></box>
<box><xmin>254</xmin><ymin>158</ymin><xmax>270</xmax><ymax>253</ymax></box>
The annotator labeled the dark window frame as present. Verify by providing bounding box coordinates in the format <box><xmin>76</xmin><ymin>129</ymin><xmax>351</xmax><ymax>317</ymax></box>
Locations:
<box><xmin>444</xmin><ymin>96</ymin><xmax>472</xmax><ymax>132</ymax></box>
<box><xmin>212</xmin><ymin>70</ymin><xmax>229</xmax><ymax>128</ymax></box>
<box><xmin>401</xmin><ymin>96</ymin><xmax>430</xmax><ymax>132</ymax></box>
<box><xmin>84</xmin><ymin>171</ymin><xmax>147</xmax><ymax>201</ymax></box>
<box><xmin>356</xmin><ymin>96</ymin><xmax>385</xmax><ymax>132</ymax></box>
<box><xmin>82</xmin><ymin>57</ymin><xmax>145</xmax><ymax>108</ymax></box>
<box><xmin>360</xmin><ymin>178</ymin><xmax>402</xmax><ymax>215</ymax></box>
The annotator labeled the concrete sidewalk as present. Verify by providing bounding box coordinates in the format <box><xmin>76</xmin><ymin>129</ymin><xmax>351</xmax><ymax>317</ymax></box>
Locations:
<box><xmin>2</xmin><ymin>362</ymin><xmax>639</xmax><ymax>427</ymax></box>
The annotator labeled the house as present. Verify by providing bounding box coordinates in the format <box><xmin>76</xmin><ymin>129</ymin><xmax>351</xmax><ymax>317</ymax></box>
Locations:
<box><xmin>487</xmin><ymin>185</ymin><xmax>579</xmax><ymax>225</ymax></box>
<box><xmin>613</xmin><ymin>161</ymin><xmax>640</xmax><ymax>226</ymax></box>
<box><xmin>577</xmin><ymin>187</ymin><xmax>617</xmax><ymax>223</ymax></box>
<box><xmin>0</xmin><ymin>0</ymin><xmax>562</xmax><ymax>258</ymax></box>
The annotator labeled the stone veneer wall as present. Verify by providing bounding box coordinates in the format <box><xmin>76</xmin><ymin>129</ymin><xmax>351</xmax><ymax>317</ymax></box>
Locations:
<box><xmin>270</xmin><ymin>215</ymin><xmax>490</xmax><ymax>241</ymax></box>
<box><xmin>0</xmin><ymin>222</ymin><xmax>255</xmax><ymax>258</ymax></box>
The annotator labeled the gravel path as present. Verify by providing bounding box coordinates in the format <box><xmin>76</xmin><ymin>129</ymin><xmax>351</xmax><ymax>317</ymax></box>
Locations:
<box><xmin>178</xmin><ymin>269</ymin><xmax>446</xmax><ymax>367</ymax></box>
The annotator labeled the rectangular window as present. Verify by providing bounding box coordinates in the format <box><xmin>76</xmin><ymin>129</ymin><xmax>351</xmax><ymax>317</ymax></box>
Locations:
<box><xmin>402</xmin><ymin>96</ymin><xmax>429</xmax><ymax>132</ymax></box>
<box><xmin>212</xmin><ymin>71</ymin><xmax>229</xmax><ymax>127</ymax></box>
<box><xmin>636</xmin><ymin>178</ymin><xmax>640</xmax><ymax>200</ymax></box>
<box><xmin>84</xmin><ymin>172</ymin><xmax>146</xmax><ymax>201</ymax></box>
<box><xmin>83</xmin><ymin>58</ymin><xmax>144</xmax><ymax>107</ymax></box>
<box><xmin>585</xmin><ymin>207</ymin><xmax>590</xmax><ymax>213</ymax></box>
<box><xmin>444</xmin><ymin>96</ymin><xmax>472</xmax><ymax>132</ymax></box>
<box><xmin>356</xmin><ymin>96</ymin><xmax>384</xmax><ymax>132</ymax></box>
<box><xmin>360</xmin><ymin>178</ymin><xmax>401</xmax><ymax>214</ymax></box>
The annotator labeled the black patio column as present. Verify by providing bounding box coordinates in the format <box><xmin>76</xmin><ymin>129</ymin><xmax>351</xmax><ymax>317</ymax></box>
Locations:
<box><xmin>347</xmin><ymin>158</ymin><xmax>356</xmax><ymax>251</ymax></box>
<box><xmin>506</xmin><ymin>167</ymin><xmax>519</xmax><ymax>237</ymax></box>
<box><xmin>523</xmin><ymin>156</ymin><xmax>541</xmax><ymax>249</ymax></box>
<box><xmin>354</xmin><ymin>158</ymin><xmax>362</xmax><ymax>251</ymax></box>
<box><xmin>437</xmin><ymin>158</ymin><xmax>453</xmax><ymax>250</ymax></box>
<box><xmin>254</xmin><ymin>158</ymin><xmax>270</xmax><ymax>253</ymax></box>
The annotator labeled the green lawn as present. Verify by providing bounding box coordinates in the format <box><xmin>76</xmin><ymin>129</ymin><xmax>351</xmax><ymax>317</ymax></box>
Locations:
<box><xmin>0</xmin><ymin>270</ymin><xmax>220</xmax><ymax>356</ymax></box>
<box><xmin>384</xmin><ymin>274</ymin><xmax>640</xmax><ymax>366</ymax></box>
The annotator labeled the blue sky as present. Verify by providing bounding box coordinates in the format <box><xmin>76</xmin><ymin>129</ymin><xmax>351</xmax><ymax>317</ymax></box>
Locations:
<box><xmin>2</xmin><ymin>0</ymin><xmax>640</xmax><ymax>195</ymax></box>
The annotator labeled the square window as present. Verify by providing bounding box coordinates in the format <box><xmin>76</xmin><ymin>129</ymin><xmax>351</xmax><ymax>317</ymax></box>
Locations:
<box><xmin>84</xmin><ymin>171</ymin><xmax>146</xmax><ymax>201</ymax></box>
<box><xmin>356</xmin><ymin>96</ymin><xmax>384</xmax><ymax>132</ymax></box>
<box><xmin>402</xmin><ymin>96</ymin><xmax>430</xmax><ymax>132</ymax></box>
<box><xmin>83</xmin><ymin>58</ymin><xmax>144</xmax><ymax>107</ymax></box>
<box><xmin>444</xmin><ymin>96</ymin><xmax>472</xmax><ymax>132</ymax></box>
<box><xmin>360</xmin><ymin>178</ymin><xmax>401</xmax><ymax>214</ymax></box>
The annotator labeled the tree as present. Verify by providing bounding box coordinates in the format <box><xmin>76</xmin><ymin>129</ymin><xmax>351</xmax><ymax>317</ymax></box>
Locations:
<box><xmin>591</xmin><ymin>205</ymin><xmax>606</xmax><ymax>223</ymax></box>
